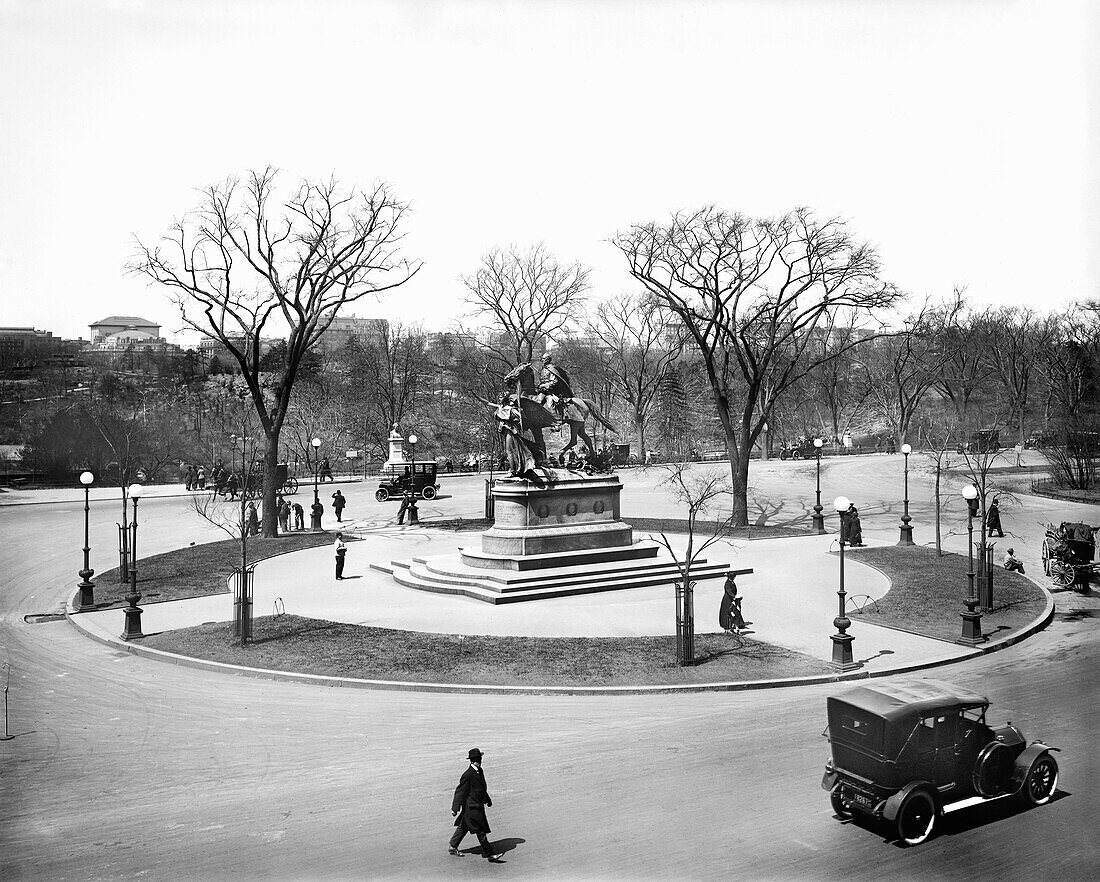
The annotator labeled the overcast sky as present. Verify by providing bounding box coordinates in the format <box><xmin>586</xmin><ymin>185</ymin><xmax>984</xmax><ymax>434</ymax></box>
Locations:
<box><xmin>1</xmin><ymin>0</ymin><xmax>1096</xmax><ymax>343</ymax></box>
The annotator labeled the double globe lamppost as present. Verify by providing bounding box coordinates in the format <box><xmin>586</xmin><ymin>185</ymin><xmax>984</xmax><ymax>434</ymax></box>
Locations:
<box><xmin>76</xmin><ymin>471</ymin><xmax>98</xmax><ymax>611</ymax></box>
<box><xmin>829</xmin><ymin>495</ymin><xmax>862</xmax><ymax>671</ymax></box>
<box><xmin>120</xmin><ymin>483</ymin><xmax>144</xmax><ymax>641</ymax></box>
<box><xmin>811</xmin><ymin>438</ymin><xmax>826</xmax><ymax>534</ymax></box>
<box><xmin>959</xmin><ymin>483</ymin><xmax>985</xmax><ymax>645</ymax></box>
<box><xmin>897</xmin><ymin>442</ymin><xmax>915</xmax><ymax>545</ymax></box>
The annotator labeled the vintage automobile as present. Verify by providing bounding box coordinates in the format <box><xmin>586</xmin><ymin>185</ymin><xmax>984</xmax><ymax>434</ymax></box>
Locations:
<box><xmin>374</xmin><ymin>461</ymin><xmax>439</xmax><ymax>502</ymax></box>
<box><xmin>822</xmin><ymin>679</ymin><xmax>1059</xmax><ymax>846</ymax></box>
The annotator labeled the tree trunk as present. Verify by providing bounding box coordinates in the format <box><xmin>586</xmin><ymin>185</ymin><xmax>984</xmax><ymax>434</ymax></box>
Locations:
<box><xmin>262</xmin><ymin>438</ymin><xmax>279</xmax><ymax>538</ymax></box>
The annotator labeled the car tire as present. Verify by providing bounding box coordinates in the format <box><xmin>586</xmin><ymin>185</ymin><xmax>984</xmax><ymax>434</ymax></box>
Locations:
<box><xmin>830</xmin><ymin>786</ymin><xmax>854</xmax><ymax>820</ymax></box>
<box><xmin>896</xmin><ymin>789</ymin><xmax>938</xmax><ymax>846</ymax></box>
<box><xmin>1019</xmin><ymin>754</ymin><xmax>1058</xmax><ymax>807</ymax></box>
<box><xmin>421</xmin><ymin>485</ymin><xmax>437</xmax><ymax>500</ymax></box>
<box><xmin>375</xmin><ymin>488</ymin><xmax>389</xmax><ymax>502</ymax></box>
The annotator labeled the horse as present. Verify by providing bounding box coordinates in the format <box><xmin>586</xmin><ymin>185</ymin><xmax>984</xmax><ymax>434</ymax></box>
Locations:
<box><xmin>502</xmin><ymin>362</ymin><xmax>616</xmax><ymax>459</ymax></box>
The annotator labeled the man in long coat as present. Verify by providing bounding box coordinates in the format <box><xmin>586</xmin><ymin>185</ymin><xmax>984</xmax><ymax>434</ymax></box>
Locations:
<box><xmin>448</xmin><ymin>747</ymin><xmax>501</xmax><ymax>861</ymax></box>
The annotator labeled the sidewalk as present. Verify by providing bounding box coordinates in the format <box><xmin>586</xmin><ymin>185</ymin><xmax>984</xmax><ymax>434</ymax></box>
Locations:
<box><xmin>69</xmin><ymin>527</ymin><xmax>1038</xmax><ymax>691</ymax></box>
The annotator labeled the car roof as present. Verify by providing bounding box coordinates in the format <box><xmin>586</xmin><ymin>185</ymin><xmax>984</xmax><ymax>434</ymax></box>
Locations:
<box><xmin>831</xmin><ymin>679</ymin><xmax>989</xmax><ymax>726</ymax></box>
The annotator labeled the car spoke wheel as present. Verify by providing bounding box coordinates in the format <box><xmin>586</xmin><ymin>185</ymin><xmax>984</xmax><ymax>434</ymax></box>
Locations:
<box><xmin>830</xmin><ymin>786</ymin><xmax>854</xmax><ymax>820</ymax></box>
<box><xmin>421</xmin><ymin>485</ymin><xmax>437</xmax><ymax>500</ymax></box>
<box><xmin>897</xmin><ymin>790</ymin><xmax>937</xmax><ymax>846</ymax></box>
<box><xmin>375</xmin><ymin>488</ymin><xmax>389</xmax><ymax>502</ymax></box>
<box><xmin>1020</xmin><ymin>754</ymin><xmax>1058</xmax><ymax>806</ymax></box>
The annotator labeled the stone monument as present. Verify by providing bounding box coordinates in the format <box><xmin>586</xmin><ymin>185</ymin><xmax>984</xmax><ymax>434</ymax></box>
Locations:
<box><xmin>377</xmin><ymin>356</ymin><xmax>729</xmax><ymax>603</ymax></box>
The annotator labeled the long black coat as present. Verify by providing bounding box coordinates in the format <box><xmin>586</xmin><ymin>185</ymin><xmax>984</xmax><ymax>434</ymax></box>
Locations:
<box><xmin>451</xmin><ymin>764</ymin><xmax>492</xmax><ymax>835</ymax></box>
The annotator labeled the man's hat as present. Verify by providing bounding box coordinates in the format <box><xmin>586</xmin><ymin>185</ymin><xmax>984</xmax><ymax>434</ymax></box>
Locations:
<box><xmin>467</xmin><ymin>747</ymin><xmax>484</xmax><ymax>760</ymax></box>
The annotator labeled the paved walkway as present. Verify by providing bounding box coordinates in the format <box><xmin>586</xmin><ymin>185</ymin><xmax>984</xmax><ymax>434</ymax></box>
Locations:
<box><xmin>71</xmin><ymin>524</ymin><xmax>988</xmax><ymax>677</ymax></box>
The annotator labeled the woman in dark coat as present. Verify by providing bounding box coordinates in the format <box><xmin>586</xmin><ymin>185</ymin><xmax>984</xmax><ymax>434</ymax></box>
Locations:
<box><xmin>718</xmin><ymin>572</ymin><xmax>745</xmax><ymax>633</ymax></box>
<box><xmin>847</xmin><ymin>505</ymin><xmax>863</xmax><ymax>546</ymax></box>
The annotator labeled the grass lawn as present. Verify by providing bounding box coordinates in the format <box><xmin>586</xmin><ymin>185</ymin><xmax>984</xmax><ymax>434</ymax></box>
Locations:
<box><xmin>846</xmin><ymin>545</ymin><xmax>1047</xmax><ymax>642</ymax></box>
<box><xmin>128</xmin><ymin>537</ymin><xmax>1049</xmax><ymax>687</ymax></box>
<box><xmin>92</xmin><ymin>532</ymin><xmax>337</xmax><ymax>606</ymax></box>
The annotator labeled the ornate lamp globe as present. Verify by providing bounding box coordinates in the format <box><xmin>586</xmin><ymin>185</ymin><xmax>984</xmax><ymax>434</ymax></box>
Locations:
<box><xmin>311</xmin><ymin>437</ymin><xmax>321</xmax><ymax>449</ymax></box>
<box><xmin>80</xmin><ymin>471</ymin><xmax>94</xmax><ymax>486</ymax></box>
<box><xmin>901</xmin><ymin>443</ymin><xmax>912</xmax><ymax>455</ymax></box>
<box><xmin>833</xmin><ymin>495</ymin><xmax>850</xmax><ymax>514</ymax></box>
<box><xmin>128</xmin><ymin>483</ymin><xmax>143</xmax><ymax>499</ymax></box>
<box><xmin>813</xmin><ymin>438</ymin><xmax>823</xmax><ymax>449</ymax></box>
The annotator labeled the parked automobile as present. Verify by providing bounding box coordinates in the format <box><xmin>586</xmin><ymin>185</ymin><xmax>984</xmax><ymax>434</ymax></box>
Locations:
<box><xmin>822</xmin><ymin>679</ymin><xmax>1059</xmax><ymax>846</ymax></box>
<box><xmin>374</xmin><ymin>461</ymin><xmax>439</xmax><ymax>502</ymax></box>
<box><xmin>959</xmin><ymin>429</ymin><xmax>1000</xmax><ymax>454</ymax></box>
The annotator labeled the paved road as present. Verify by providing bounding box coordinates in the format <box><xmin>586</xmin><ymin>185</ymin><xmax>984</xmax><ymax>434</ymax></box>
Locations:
<box><xmin>2</xmin><ymin>457</ymin><xmax>1098</xmax><ymax>880</ymax></box>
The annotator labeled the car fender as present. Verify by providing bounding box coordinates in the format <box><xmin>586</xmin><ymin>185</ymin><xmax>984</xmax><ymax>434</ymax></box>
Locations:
<box><xmin>821</xmin><ymin>769</ymin><xmax>838</xmax><ymax>792</ymax></box>
<box><xmin>1010</xmin><ymin>743</ymin><xmax>1060</xmax><ymax>792</ymax></box>
<box><xmin>882</xmin><ymin>781</ymin><xmax>936</xmax><ymax>822</ymax></box>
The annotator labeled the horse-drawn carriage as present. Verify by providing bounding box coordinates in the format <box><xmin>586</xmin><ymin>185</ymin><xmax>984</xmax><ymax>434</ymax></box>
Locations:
<box><xmin>215</xmin><ymin>461</ymin><xmax>299</xmax><ymax>500</ymax></box>
<box><xmin>1041</xmin><ymin>521</ymin><xmax>1098</xmax><ymax>590</ymax></box>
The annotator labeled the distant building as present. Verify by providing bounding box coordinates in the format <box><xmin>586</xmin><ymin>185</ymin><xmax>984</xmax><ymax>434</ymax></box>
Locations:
<box><xmin>0</xmin><ymin>326</ymin><xmax>82</xmax><ymax>371</ymax></box>
<box><xmin>318</xmin><ymin>316</ymin><xmax>388</xmax><ymax>354</ymax></box>
<box><xmin>89</xmin><ymin>316</ymin><xmax>161</xmax><ymax>344</ymax></box>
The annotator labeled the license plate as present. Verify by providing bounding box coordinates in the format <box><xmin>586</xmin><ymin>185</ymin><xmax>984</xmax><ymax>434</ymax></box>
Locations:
<box><xmin>850</xmin><ymin>791</ymin><xmax>874</xmax><ymax>808</ymax></box>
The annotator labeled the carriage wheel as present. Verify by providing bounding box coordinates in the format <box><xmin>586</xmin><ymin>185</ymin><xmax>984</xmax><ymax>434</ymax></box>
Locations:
<box><xmin>1042</xmin><ymin>539</ymin><xmax>1054</xmax><ymax>575</ymax></box>
<box><xmin>284</xmin><ymin>476</ymin><xmax>299</xmax><ymax>495</ymax></box>
<box><xmin>1050</xmin><ymin>561</ymin><xmax>1075</xmax><ymax>589</ymax></box>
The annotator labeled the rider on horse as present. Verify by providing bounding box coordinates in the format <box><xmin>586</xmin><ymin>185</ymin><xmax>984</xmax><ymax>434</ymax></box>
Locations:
<box><xmin>536</xmin><ymin>350</ymin><xmax>573</xmax><ymax>421</ymax></box>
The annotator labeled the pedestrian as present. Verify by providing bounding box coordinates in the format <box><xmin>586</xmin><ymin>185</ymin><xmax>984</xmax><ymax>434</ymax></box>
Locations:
<box><xmin>448</xmin><ymin>747</ymin><xmax>501</xmax><ymax>862</ymax></box>
<box><xmin>245</xmin><ymin>501</ymin><xmax>259</xmax><ymax>536</ymax></box>
<box><xmin>185</xmin><ymin>465</ymin><xmax>195</xmax><ymax>491</ymax></box>
<box><xmin>397</xmin><ymin>477</ymin><xmax>418</xmax><ymax>525</ymax></box>
<box><xmin>718</xmin><ymin>572</ymin><xmax>745</xmax><ymax>635</ymax></box>
<box><xmin>331</xmin><ymin>489</ymin><xmax>346</xmax><ymax>523</ymax></box>
<box><xmin>334</xmin><ymin>532</ymin><xmax>347</xmax><ymax>579</ymax></box>
<box><xmin>886</xmin><ymin>437</ymin><xmax>896</xmax><ymax>455</ymax></box>
<box><xmin>320</xmin><ymin>457</ymin><xmax>333</xmax><ymax>482</ymax></box>
<box><xmin>226</xmin><ymin>473</ymin><xmax>239</xmax><ymax>500</ymax></box>
<box><xmin>986</xmin><ymin>497</ymin><xmax>1005</xmax><ymax>537</ymax></box>
<box><xmin>278</xmin><ymin>496</ymin><xmax>291</xmax><ymax>532</ymax></box>
<box><xmin>847</xmin><ymin>504</ymin><xmax>864</xmax><ymax>546</ymax></box>
<box><xmin>1014</xmin><ymin>441</ymin><xmax>1024</xmax><ymax>468</ymax></box>
<box><xmin>1003</xmin><ymin>547</ymin><xmax>1025</xmax><ymax>574</ymax></box>
<box><xmin>197</xmin><ymin>465</ymin><xmax>207</xmax><ymax>490</ymax></box>
<box><xmin>292</xmin><ymin>501</ymin><xmax>305</xmax><ymax>531</ymax></box>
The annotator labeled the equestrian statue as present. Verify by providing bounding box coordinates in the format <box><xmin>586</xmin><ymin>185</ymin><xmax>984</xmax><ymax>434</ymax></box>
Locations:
<box><xmin>494</xmin><ymin>350</ymin><xmax>616</xmax><ymax>478</ymax></box>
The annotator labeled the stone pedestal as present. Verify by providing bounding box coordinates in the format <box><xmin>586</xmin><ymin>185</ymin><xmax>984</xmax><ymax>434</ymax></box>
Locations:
<box><xmin>379</xmin><ymin>469</ymin><xmax>730</xmax><ymax>604</ymax></box>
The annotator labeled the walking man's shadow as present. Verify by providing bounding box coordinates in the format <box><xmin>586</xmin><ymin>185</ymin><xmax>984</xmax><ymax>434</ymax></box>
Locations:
<box><xmin>463</xmin><ymin>837</ymin><xmax>526</xmax><ymax>860</ymax></box>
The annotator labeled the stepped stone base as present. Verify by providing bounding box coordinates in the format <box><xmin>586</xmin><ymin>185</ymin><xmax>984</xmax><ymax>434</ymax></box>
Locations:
<box><xmin>381</xmin><ymin>469</ymin><xmax>731</xmax><ymax>604</ymax></box>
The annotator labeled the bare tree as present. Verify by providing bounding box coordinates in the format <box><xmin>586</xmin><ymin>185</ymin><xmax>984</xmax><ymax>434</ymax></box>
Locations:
<box><xmin>586</xmin><ymin>293</ymin><xmax>680</xmax><ymax>453</ymax></box>
<box><xmin>131</xmin><ymin>168</ymin><xmax>420</xmax><ymax>536</ymax></box>
<box><xmin>614</xmin><ymin>206</ymin><xmax>899</xmax><ymax>525</ymax></box>
<box><xmin>976</xmin><ymin>306</ymin><xmax>1057</xmax><ymax>444</ymax></box>
<box><xmin>460</xmin><ymin>243</ymin><xmax>590</xmax><ymax>371</ymax></box>
<box><xmin>862</xmin><ymin>295</ymin><xmax>962</xmax><ymax>447</ymax></box>
<box><xmin>646</xmin><ymin>462</ymin><xmax>736</xmax><ymax>666</ymax></box>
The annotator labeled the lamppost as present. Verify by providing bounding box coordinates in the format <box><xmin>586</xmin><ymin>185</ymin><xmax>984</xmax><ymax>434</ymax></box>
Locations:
<box><xmin>829</xmin><ymin>495</ymin><xmax>861</xmax><ymax>671</ymax></box>
<box><xmin>811</xmin><ymin>438</ymin><xmax>825</xmax><ymax>534</ymax></box>
<box><xmin>310</xmin><ymin>437</ymin><xmax>323</xmax><ymax>530</ymax></box>
<box><xmin>959</xmin><ymin>483</ymin><xmax>984</xmax><ymax>644</ymax></box>
<box><xmin>230</xmin><ymin>432</ymin><xmax>254</xmax><ymax>646</ymax></box>
<box><xmin>408</xmin><ymin>433</ymin><xmax>418</xmax><ymax>463</ymax></box>
<box><xmin>76</xmin><ymin>471</ymin><xmax>96</xmax><ymax>611</ymax></box>
<box><xmin>898</xmin><ymin>442</ymin><xmax>914</xmax><ymax>545</ymax></box>
<box><xmin>120</xmin><ymin>483</ymin><xmax>144</xmax><ymax>641</ymax></box>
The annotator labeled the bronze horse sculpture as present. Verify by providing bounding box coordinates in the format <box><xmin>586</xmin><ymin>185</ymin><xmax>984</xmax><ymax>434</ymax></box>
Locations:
<box><xmin>502</xmin><ymin>362</ymin><xmax>615</xmax><ymax>463</ymax></box>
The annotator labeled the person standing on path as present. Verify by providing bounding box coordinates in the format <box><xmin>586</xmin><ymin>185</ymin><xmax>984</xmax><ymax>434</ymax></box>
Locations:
<box><xmin>245</xmin><ymin>501</ymin><xmax>260</xmax><ymax>536</ymax></box>
<box><xmin>718</xmin><ymin>572</ymin><xmax>745</xmax><ymax>634</ymax></box>
<box><xmin>986</xmin><ymin>497</ymin><xmax>1005</xmax><ymax>537</ymax></box>
<box><xmin>449</xmin><ymin>748</ymin><xmax>501</xmax><ymax>862</ymax></box>
<box><xmin>331</xmin><ymin>490</ymin><xmax>346</xmax><ymax>523</ymax></box>
<box><xmin>277</xmin><ymin>497</ymin><xmax>291</xmax><ymax>532</ymax></box>
<box><xmin>292</xmin><ymin>502</ymin><xmax>304</xmax><ymax>531</ymax></box>
<box><xmin>334</xmin><ymin>532</ymin><xmax>347</xmax><ymax>579</ymax></box>
<box><xmin>320</xmin><ymin>457</ymin><xmax>333</xmax><ymax>482</ymax></box>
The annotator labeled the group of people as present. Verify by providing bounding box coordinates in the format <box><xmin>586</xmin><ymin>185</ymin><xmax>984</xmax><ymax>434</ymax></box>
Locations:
<box><xmin>240</xmin><ymin>496</ymin><xmax>308</xmax><ymax>535</ymax></box>
<box><xmin>183</xmin><ymin>462</ymin><xmax>247</xmax><ymax>498</ymax></box>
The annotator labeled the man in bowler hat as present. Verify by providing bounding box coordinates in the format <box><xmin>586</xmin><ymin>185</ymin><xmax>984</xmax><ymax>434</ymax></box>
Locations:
<box><xmin>449</xmin><ymin>748</ymin><xmax>501</xmax><ymax>861</ymax></box>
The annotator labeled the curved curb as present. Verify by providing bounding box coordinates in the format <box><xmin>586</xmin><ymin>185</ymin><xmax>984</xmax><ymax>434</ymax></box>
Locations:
<box><xmin>64</xmin><ymin>588</ymin><xmax>1056</xmax><ymax>696</ymax></box>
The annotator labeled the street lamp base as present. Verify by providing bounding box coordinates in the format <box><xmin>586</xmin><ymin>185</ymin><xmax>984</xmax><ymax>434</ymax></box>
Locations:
<box><xmin>829</xmin><ymin>633</ymin><xmax>861</xmax><ymax>671</ymax></box>
<box><xmin>120</xmin><ymin>606</ymin><xmax>144</xmax><ymax>641</ymax></box>
<box><xmin>897</xmin><ymin>524</ymin><xmax>914</xmax><ymax>546</ymax></box>
<box><xmin>310</xmin><ymin>514</ymin><xmax>323</xmax><ymax>531</ymax></box>
<box><xmin>811</xmin><ymin>513</ymin><xmax>826</xmax><ymax>534</ymax></box>
<box><xmin>957</xmin><ymin>611</ymin><xmax>985</xmax><ymax>645</ymax></box>
<box><xmin>76</xmin><ymin>580</ymin><xmax>96</xmax><ymax>612</ymax></box>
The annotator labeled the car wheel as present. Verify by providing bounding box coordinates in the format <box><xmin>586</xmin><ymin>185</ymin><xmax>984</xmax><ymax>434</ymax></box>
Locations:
<box><xmin>830</xmin><ymin>786</ymin><xmax>854</xmax><ymax>820</ymax></box>
<box><xmin>1019</xmin><ymin>754</ymin><xmax>1058</xmax><ymax>806</ymax></box>
<box><xmin>375</xmin><ymin>488</ymin><xmax>389</xmax><ymax>502</ymax></box>
<box><xmin>421</xmin><ymin>485</ymin><xmax>437</xmax><ymax>500</ymax></box>
<box><xmin>896</xmin><ymin>789</ymin><xmax>938</xmax><ymax>846</ymax></box>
